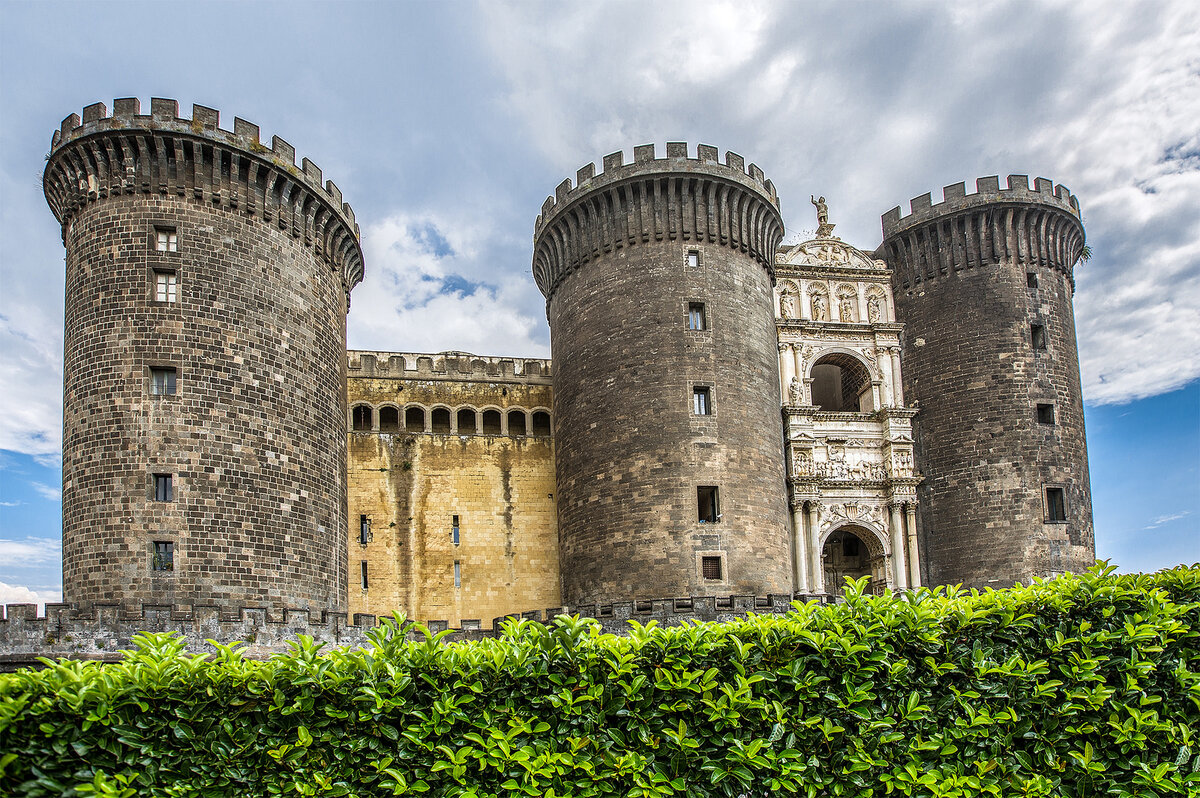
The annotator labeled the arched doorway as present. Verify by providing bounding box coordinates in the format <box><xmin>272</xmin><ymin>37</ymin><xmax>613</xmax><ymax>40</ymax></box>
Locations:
<box><xmin>810</xmin><ymin>353</ymin><xmax>874</xmax><ymax>412</ymax></box>
<box><xmin>821</xmin><ymin>524</ymin><xmax>888</xmax><ymax>596</ymax></box>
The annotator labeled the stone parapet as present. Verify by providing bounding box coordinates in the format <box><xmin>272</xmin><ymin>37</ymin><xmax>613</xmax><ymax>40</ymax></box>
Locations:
<box><xmin>45</xmin><ymin>98</ymin><xmax>363</xmax><ymax>296</ymax></box>
<box><xmin>347</xmin><ymin>350</ymin><xmax>553</xmax><ymax>383</ymax></box>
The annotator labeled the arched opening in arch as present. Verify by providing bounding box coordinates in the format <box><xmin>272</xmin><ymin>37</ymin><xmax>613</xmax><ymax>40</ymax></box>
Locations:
<box><xmin>507</xmin><ymin>410</ymin><xmax>527</xmax><ymax>436</ymax></box>
<box><xmin>821</xmin><ymin>525</ymin><xmax>887</xmax><ymax>596</ymax></box>
<box><xmin>482</xmin><ymin>409</ymin><xmax>502</xmax><ymax>434</ymax></box>
<box><xmin>811</xmin><ymin>353</ymin><xmax>874</xmax><ymax>412</ymax></box>
<box><xmin>431</xmin><ymin>407</ymin><xmax>451</xmax><ymax>433</ymax></box>
<box><xmin>405</xmin><ymin>406</ymin><xmax>426</xmax><ymax>433</ymax></box>
<box><xmin>457</xmin><ymin>408</ymin><xmax>478</xmax><ymax>434</ymax></box>
<box><xmin>351</xmin><ymin>405</ymin><xmax>373</xmax><ymax>431</ymax></box>
<box><xmin>378</xmin><ymin>406</ymin><xmax>399</xmax><ymax>432</ymax></box>
<box><xmin>532</xmin><ymin>411</ymin><xmax>551</xmax><ymax>436</ymax></box>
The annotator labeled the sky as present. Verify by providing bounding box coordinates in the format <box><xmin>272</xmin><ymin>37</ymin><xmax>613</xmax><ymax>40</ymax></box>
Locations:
<box><xmin>0</xmin><ymin>0</ymin><xmax>1196</xmax><ymax>609</ymax></box>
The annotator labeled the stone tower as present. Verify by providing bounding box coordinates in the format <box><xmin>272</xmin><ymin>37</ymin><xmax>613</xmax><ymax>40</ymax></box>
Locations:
<box><xmin>44</xmin><ymin>98</ymin><xmax>364</xmax><ymax>612</ymax></box>
<box><xmin>532</xmin><ymin>143</ymin><xmax>791</xmax><ymax>606</ymax></box>
<box><xmin>878</xmin><ymin>176</ymin><xmax>1094</xmax><ymax>589</ymax></box>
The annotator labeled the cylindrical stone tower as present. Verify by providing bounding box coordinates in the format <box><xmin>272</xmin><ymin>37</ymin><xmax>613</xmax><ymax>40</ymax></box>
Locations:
<box><xmin>44</xmin><ymin>98</ymin><xmax>364</xmax><ymax>612</ymax></box>
<box><xmin>532</xmin><ymin>143</ymin><xmax>790</xmax><ymax>605</ymax></box>
<box><xmin>878</xmin><ymin>175</ymin><xmax>1094</xmax><ymax>588</ymax></box>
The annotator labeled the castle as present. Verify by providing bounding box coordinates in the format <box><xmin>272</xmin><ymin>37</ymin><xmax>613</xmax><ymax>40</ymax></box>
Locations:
<box><xmin>0</xmin><ymin>99</ymin><xmax>1095</xmax><ymax>663</ymax></box>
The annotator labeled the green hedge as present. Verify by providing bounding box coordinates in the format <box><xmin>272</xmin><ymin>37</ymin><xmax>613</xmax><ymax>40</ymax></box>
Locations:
<box><xmin>2</xmin><ymin>564</ymin><xmax>1198</xmax><ymax>797</ymax></box>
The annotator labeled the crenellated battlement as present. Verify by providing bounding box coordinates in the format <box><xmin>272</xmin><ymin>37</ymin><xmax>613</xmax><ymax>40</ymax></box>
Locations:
<box><xmin>347</xmin><ymin>350</ymin><xmax>553</xmax><ymax>383</ymax></box>
<box><xmin>879</xmin><ymin>175</ymin><xmax>1085</xmax><ymax>289</ymax></box>
<box><xmin>881</xmin><ymin>175</ymin><xmax>1080</xmax><ymax>238</ymax></box>
<box><xmin>0</xmin><ymin>603</ymin><xmax>491</xmax><ymax>671</ymax></box>
<box><xmin>494</xmin><ymin>592</ymin><xmax>830</xmax><ymax>634</ymax></box>
<box><xmin>531</xmin><ymin>142</ymin><xmax>784</xmax><ymax>303</ymax></box>
<box><xmin>534</xmin><ymin>142</ymin><xmax>778</xmax><ymax>233</ymax></box>
<box><xmin>44</xmin><ymin>98</ymin><xmax>364</xmax><ymax>293</ymax></box>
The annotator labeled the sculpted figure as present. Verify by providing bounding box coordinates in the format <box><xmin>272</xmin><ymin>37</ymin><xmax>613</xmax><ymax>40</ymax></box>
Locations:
<box><xmin>811</xmin><ymin>195</ymin><xmax>828</xmax><ymax>226</ymax></box>
<box><xmin>839</xmin><ymin>296</ymin><xmax>854</xmax><ymax>322</ymax></box>
<box><xmin>788</xmin><ymin>376</ymin><xmax>802</xmax><ymax>405</ymax></box>
<box><xmin>780</xmin><ymin>291</ymin><xmax>796</xmax><ymax>319</ymax></box>
<box><xmin>811</xmin><ymin>294</ymin><xmax>827</xmax><ymax>321</ymax></box>
<box><xmin>867</xmin><ymin>295</ymin><xmax>882</xmax><ymax>323</ymax></box>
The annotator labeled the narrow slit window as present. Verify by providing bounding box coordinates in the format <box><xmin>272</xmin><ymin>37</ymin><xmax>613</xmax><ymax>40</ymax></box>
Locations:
<box><xmin>360</xmin><ymin>560</ymin><xmax>369</xmax><ymax>590</ymax></box>
<box><xmin>154</xmin><ymin>270</ymin><xmax>177</xmax><ymax>303</ymax></box>
<box><xmin>152</xmin><ymin>541</ymin><xmax>173</xmax><ymax>571</ymax></box>
<box><xmin>359</xmin><ymin>514</ymin><xmax>370</xmax><ymax>545</ymax></box>
<box><xmin>153</xmin><ymin>474</ymin><xmax>173</xmax><ymax>502</ymax></box>
<box><xmin>701</xmin><ymin>556</ymin><xmax>722</xmax><ymax>580</ymax></box>
<box><xmin>1045</xmin><ymin>487</ymin><xmax>1067</xmax><ymax>523</ymax></box>
<box><xmin>454</xmin><ymin>560</ymin><xmax>461</xmax><ymax>588</ymax></box>
<box><xmin>155</xmin><ymin>227</ymin><xmax>178</xmax><ymax>252</ymax></box>
<box><xmin>452</xmin><ymin>515</ymin><xmax>460</xmax><ymax>546</ymax></box>
<box><xmin>1031</xmin><ymin>324</ymin><xmax>1047</xmax><ymax>350</ymax></box>
<box><xmin>688</xmin><ymin>302</ymin><xmax>707</xmax><ymax>330</ymax></box>
<box><xmin>693</xmin><ymin>387</ymin><xmax>711</xmax><ymax>416</ymax></box>
<box><xmin>150</xmin><ymin>367</ymin><xmax>177</xmax><ymax>395</ymax></box>
<box><xmin>1026</xmin><ymin>272</ymin><xmax>1038</xmax><ymax>288</ymax></box>
<box><xmin>687</xmin><ymin>250</ymin><xmax>699</xmax><ymax>268</ymax></box>
<box><xmin>697</xmin><ymin>486</ymin><xmax>720</xmax><ymax>523</ymax></box>
<box><xmin>1037</xmin><ymin>404</ymin><xmax>1056</xmax><ymax>425</ymax></box>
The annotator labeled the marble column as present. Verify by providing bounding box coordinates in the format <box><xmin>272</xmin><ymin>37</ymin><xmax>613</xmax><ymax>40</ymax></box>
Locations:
<box><xmin>889</xmin><ymin>503</ymin><xmax>907</xmax><ymax>589</ymax></box>
<box><xmin>791</xmin><ymin>502</ymin><xmax>809</xmax><ymax>593</ymax></box>
<box><xmin>905</xmin><ymin>503</ymin><xmax>921</xmax><ymax>587</ymax></box>
<box><xmin>891</xmin><ymin>350</ymin><xmax>905</xmax><ymax>405</ymax></box>
<box><xmin>807</xmin><ymin>502</ymin><xmax>823</xmax><ymax>592</ymax></box>
<box><xmin>779</xmin><ymin>343</ymin><xmax>795</xmax><ymax>405</ymax></box>
<box><xmin>878</xmin><ymin>349</ymin><xmax>895</xmax><ymax>408</ymax></box>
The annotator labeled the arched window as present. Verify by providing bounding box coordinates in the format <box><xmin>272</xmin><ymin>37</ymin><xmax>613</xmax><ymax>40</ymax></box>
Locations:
<box><xmin>507</xmin><ymin>410</ymin><xmax>527</xmax><ymax>436</ymax></box>
<box><xmin>405</xmin><ymin>406</ymin><xmax>426</xmax><ymax>433</ymax></box>
<box><xmin>352</xmin><ymin>405</ymin><xmax>373</xmax><ymax>431</ymax></box>
<box><xmin>810</xmin><ymin>353</ymin><xmax>874</xmax><ymax>412</ymax></box>
<box><xmin>379</xmin><ymin>406</ymin><xmax>399</xmax><ymax>432</ymax></box>
<box><xmin>532</xmin><ymin>411</ymin><xmax>551</xmax><ymax>436</ymax></box>
<box><xmin>457</xmin><ymin>408</ymin><xmax>478</xmax><ymax>434</ymax></box>
<box><xmin>482</xmin><ymin>409</ymin><xmax>502</xmax><ymax>434</ymax></box>
<box><xmin>431</xmin><ymin>407</ymin><xmax>451</xmax><ymax>433</ymax></box>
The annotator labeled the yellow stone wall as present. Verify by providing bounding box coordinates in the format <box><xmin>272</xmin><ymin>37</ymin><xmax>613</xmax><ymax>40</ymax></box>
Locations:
<box><xmin>345</xmin><ymin>351</ymin><xmax>559</xmax><ymax>628</ymax></box>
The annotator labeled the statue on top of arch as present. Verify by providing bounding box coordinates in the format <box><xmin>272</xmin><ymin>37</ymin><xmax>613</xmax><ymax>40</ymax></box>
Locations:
<box><xmin>811</xmin><ymin>194</ymin><xmax>837</xmax><ymax>239</ymax></box>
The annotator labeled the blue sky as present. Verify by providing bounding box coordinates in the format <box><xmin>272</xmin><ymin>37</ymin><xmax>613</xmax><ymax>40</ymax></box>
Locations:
<box><xmin>0</xmin><ymin>0</ymin><xmax>1197</xmax><ymax>607</ymax></box>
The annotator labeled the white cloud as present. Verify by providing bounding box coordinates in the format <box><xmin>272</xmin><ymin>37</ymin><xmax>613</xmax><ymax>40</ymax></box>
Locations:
<box><xmin>0</xmin><ymin>581</ymin><xmax>62</xmax><ymax>614</ymax></box>
<box><xmin>0</xmin><ymin>501</ymin><xmax>20</xmax><ymax>507</ymax></box>
<box><xmin>1145</xmin><ymin>510</ymin><xmax>1192</xmax><ymax>530</ymax></box>
<box><xmin>30</xmin><ymin>482</ymin><xmax>61</xmax><ymax>502</ymax></box>
<box><xmin>0</xmin><ymin>536</ymin><xmax>61</xmax><ymax>567</ymax></box>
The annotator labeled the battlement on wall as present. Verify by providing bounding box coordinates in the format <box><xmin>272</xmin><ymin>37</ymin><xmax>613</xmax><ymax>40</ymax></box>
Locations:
<box><xmin>534</xmin><ymin>142</ymin><xmax>778</xmax><ymax>234</ymax></box>
<box><xmin>494</xmin><ymin>592</ymin><xmax>829</xmax><ymax>634</ymax></box>
<box><xmin>45</xmin><ymin>98</ymin><xmax>363</xmax><ymax>292</ymax></box>
<box><xmin>0</xmin><ymin>603</ymin><xmax>490</xmax><ymax>671</ymax></box>
<box><xmin>347</xmin><ymin>350</ymin><xmax>554</xmax><ymax>382</ymax></box>
<box><xmin>881</xmin><ymin>175</ymin><xmax>1080</xmax><ymax>238</ymax></box>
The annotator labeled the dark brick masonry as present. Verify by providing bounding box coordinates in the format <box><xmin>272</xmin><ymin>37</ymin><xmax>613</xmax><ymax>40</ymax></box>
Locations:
<box><xmin>44</xmin><ymin>98</ymin><xmax>364</xmax><ymax>613</ymax></box>
<box><xmin>878</xmin><ymin>177</ymin><xmax>1094</xmax><ymax>588</ymax></box>
<box><xmin>533</xmin><ymin>144</ymin><xmax>792</xmax><ymax>605</ymax></box>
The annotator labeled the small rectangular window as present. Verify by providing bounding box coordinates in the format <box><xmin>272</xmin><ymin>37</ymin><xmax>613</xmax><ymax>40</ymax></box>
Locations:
<box><xmin>1037</xmin><ymin>404</ymin><xmax>1056</xmax><ymax>425</ymax></box>
<box><xmin>693</xmin><ymin>387</ymin><xmax>711</xmax><ymax>416</ymax></box>
<box><xmin>155</xmin><ymin>227</ymin><xmax>178</xmax><ymax>252</ymax></box>
<box><xmin>360</xmin><ymin>560</ymin><xmax>369</xmax><ymax>590</ymax></box>
<box><xmin>1045</xmin><ymin>487</ymin><xmax>1067</xmax><ymax>523</ymax></box>
<box><xmin>688</xmin><ymin>302</ymin><xmax>707</xmax><ymax>331</ymax></box>
<box><xmin>150</xmin><ymin>367</ymin><xmax>177</xmax><ymax>395</ymax></box>
<box><xmin>1026</xmin><ymin>272</ymin><xmax>1038</xmax><ymax>288</ymax></box>
<box><xmin>152</xmin><ymin>541</ymin><xmax>173</xmax><ymax>571</ymax></box>
<box><xmin>1031</xmin><ymin>324</ymin><xmax>1047</xmax><ymax>350</ymax></box>
<box><xmin>153</xmin><ymin>474</ymin><xmax>173</xmax><ymax>502</ymax></box>
<box><xmin>697</xmin><ymin>486</ymin><xmax>720</xmax><ymax>523</ymax></box>
<box><xmin>686</xmin><ymin>250</ymin><xmax>699</xmax><ymax>268</ymax></box>
<box><xmin>154</xmin><ymin>270</ymin><xmax>177</xmax><ymax>303</ymax></box>
<box><xmin>701</xmin><ymin>556</ymin><xmax>722</xmax><ymax>580</ymax></box>
<box><xmin>359</xmin><ymin>514</ymin><xmax>370</xmax><ymax>545</ymax></box>
<box><xmin>454</xmin><ymin>560</ymin><xmax>461</xmax><ymax>588</ymax></box>
<box><xmin>452</xmin><ymin>515</ymin><xmax>460</xmax><ymax>546</ymax></box>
